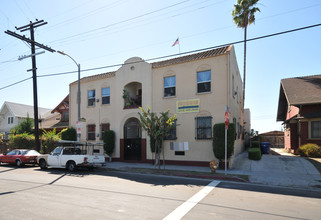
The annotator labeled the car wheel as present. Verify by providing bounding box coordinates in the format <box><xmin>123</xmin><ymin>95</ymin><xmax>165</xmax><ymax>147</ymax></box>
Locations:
<box><xmin>39</xmin><ymin>159</ymin><xmax>47</xmax><ymax>170</ymax></box>
<box><xmin>16</xmin><ymin>159</ymin><xmax>22</xmax><ymax>167</ymax></box>
<box><xmin>66</xmin><ymin>161</ymin><xmax>76</xmax><ymax>172</ymax></box>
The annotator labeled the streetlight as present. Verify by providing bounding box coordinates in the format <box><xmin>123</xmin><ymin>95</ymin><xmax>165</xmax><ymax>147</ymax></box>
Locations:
<box><xmin>57</xmin><ymin>51</ymin><xmax>81</xmax><ymax>141</ymax></box>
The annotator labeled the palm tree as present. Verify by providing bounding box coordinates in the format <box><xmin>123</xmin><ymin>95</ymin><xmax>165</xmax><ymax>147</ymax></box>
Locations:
<box><xmin>232</xmin><ymin>0</ymin><xmax>260</xmax><ymax>107</ymax></box>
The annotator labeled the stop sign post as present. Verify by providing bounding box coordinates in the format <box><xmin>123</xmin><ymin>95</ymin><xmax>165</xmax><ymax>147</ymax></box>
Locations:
<box><xmin>224</xmin><ymin>106</ymin><xmax>229</xmax><ymax>175</ymax></box>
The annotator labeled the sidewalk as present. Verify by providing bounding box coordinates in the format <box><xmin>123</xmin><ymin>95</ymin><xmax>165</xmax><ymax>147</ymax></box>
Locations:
<box><xmin>104</xmin><ymin>149</ymin><xmax>321</xmax><ymax>190</ymax></box>
<box><xmin>230</xmin><ymin>149</ymin><xmax>321</xmax><ymax>190</ymax></box>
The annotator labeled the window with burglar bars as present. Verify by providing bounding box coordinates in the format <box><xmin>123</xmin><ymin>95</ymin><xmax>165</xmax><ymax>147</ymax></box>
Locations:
<box><xmin>87</xmin><ymin>124</ymin><xmax>96</xmax><ymax>140</ymax></box>
<box><xmin>100</xmin><ymin>123</ymin><xmax>110</xmax><ymax>140</ymax></box>
<box><xmin>164</xmin><ymin>119</ymin><xmax>177</xmax><ymax>140</ymax></box>
<box><xmin>195</xmin><ymin>116</ymin><xmax>212</xmax><ymax>139</ymax></box>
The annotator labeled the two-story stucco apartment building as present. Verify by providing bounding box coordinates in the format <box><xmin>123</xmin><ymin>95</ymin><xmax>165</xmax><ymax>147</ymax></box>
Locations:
<box><xmin>69</xmin><ymin>45</ymin><xmax>244</xmax><ymax>166</ymax></box>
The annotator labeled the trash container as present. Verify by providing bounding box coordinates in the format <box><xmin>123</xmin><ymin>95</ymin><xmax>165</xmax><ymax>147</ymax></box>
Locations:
<box><xmin>260</xmin><ymin>142</ymin><xmax>270</xmax><ymax>154</ymax></box>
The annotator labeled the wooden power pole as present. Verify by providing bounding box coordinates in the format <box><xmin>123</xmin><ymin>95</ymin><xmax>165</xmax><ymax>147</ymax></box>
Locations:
<box><xmin>5</xmin><ymin>20</ymin><xmax>55</xmax><ymax>152</ymax></box>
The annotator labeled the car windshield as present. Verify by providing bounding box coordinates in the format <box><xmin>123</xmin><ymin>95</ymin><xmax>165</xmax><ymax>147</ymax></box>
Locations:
<box><xmin>6</xmin><ymin>150</ymin><xmax>17</xmax><ymax>156</ymax></box>
<box><xmin>51</xmin><ymin>147</ymin><xmax>63</xmax><ymax>155</ymax></box>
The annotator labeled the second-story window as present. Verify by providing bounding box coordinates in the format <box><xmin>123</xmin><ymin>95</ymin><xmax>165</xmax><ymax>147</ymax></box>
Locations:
<box><xmin>102</xmin><ymin>87</ymin><xmax>110</xmax><ymax>105</ymax></box>
<box><xmin>88</xmin><ymin>90</ymin><xmax>95</xmax><ymax>106</ymax></box>
<box><xmin>197</xmin><ymin>70</ymin><xmax>211</xmax><ymax>93</ymax></box>
<box><xmin>164</xmin><ymin>76</ymin><xmax>176</xmax><ymax>97</ymax></box>
<box><xmin>7</xmin><ymin>117</ymin><xmax>13</xmax><ymax>124</ymax></box>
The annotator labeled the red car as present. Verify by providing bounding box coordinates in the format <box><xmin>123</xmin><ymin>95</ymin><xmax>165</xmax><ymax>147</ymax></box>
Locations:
<box><xmin>0</xmin><ymin>149</ymin><xmax>40</xmax><ymax>167</ymax></box>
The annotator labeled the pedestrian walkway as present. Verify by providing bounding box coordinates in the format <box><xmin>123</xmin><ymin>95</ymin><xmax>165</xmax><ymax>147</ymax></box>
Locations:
<box><xmin>230</xmin><ymin>149</ymin><xmax>321</xmax><ymax>190</ymax></box>
<box><xmin>105</xmin><ymin>149</ymin><xmax>321</xmax><ymax>191</ymax></box>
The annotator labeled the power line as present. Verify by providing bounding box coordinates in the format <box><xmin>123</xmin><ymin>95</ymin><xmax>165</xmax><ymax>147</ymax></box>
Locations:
<box><xmin>1</xmin><ymin>23</ymin><xmax>321</xmax><ymax>90</ymax></box>
<box><xmin>0</xmin><ymin>77</ymin><xmax>32</xmax><ymax>91</ymax></box>
<box><xmin>41</xmin><ymin>22</ymin><xmax>321</xmax><ymax>77</ymax></box>
<box><xmin>47</xmin><ymin>0</ymin><xmax>191</xmax><ymax>45</ymax></box>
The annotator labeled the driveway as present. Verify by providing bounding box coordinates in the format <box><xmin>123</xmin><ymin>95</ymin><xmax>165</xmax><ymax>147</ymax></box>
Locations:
<box><xmin>230</xmin><ymin>149</ymin><xmax>321</xmax><ymax>190</ymax></box>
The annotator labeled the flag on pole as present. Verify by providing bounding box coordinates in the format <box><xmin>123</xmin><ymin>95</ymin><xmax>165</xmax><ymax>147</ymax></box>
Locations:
<box><xmin>172</xmin><ymin>38</ymin><xmax>179</xmax><ymax>47</ymax></box>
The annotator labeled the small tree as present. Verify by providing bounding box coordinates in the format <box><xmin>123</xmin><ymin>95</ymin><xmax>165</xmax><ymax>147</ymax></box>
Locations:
<box><xmin>212</xmin><ymin>123</ymin><xmax>236</xmax><ymax>166</ymax></box>
<box><xmin>60</xmin><ymin>127</ymin><xmax>77</xmax><ymax>141</ymax></box>
<box><xmin>42</xmin><ymin>129</ymin><xmax>61</xmax><ymax>153</ymax></box>
<box><xmin>12</xmin><ymin>114</ymin><xmax>33</xmax><ymax>134</ymax></box>
<box><xmin>103</xmin><ymin>130</ymin><xmax>115</xmax><ymax>161</ymax></box>
<box><xmin>138</xmin><ymin>106</ymin><xmax>176</xmax><ymax>168</ymax></box>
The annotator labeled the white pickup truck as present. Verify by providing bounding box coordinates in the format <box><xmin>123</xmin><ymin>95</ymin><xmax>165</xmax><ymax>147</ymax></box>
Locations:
<box><xmin>37</xmin><ymin>141</ymin><xmax>106</xmax><ymax>171</ymax></box>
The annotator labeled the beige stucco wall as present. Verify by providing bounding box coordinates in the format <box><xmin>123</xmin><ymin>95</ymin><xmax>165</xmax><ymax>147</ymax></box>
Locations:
<box><xmin>70</xmin><ymin>57</ymin><xmax>152</xmax><ymax>158</ymax></box>
<box><xmin>151</xmin><ymin>46</ymin><xmax>243</xmax><ymax>164</ymax></box>
<box><xmin>69</xmin><ymin>45</ymin><xmax>244</xmax><ymax>164</ymax></box>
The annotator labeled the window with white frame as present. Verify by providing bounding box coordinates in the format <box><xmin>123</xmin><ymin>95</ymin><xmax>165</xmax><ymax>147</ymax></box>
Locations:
<box><xmin>102</xmin><ymin>87</ymin><xmax>110</xmax><ymax>105</ymax></box>
<box><xmin>197</xmin><ymin>70</ymin><xmax>211</xmax><ymax>93</ymax></box>
<box><xmin>88</xmin><ymin>90</ymin><xmax>96</xmax><ymax>106</ymax></box>
<box><xmin>311</xmin><ymin>120</ymin><xmax>321</xmax><ymax>138</ymax></box>
<box><xmin>164</xmin><ymin>76</ymin><xmax>176</xmax><ymax>97</ymax></box>
<box><xmin>7</xmin><ymin>117</ymin><xmax>13</xmax><ymax>124</ymax></box>
<box><xmin>195</xmin><ymin>116</ymin><xmax>212</xmax><ymax>139</ymax></box>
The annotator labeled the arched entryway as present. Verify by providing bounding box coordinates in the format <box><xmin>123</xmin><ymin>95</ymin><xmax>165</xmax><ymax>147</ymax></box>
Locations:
<box><xmin>124</xmin><ymin>118</ymin><xmax>142</xmax><ymax>160</ymax></box>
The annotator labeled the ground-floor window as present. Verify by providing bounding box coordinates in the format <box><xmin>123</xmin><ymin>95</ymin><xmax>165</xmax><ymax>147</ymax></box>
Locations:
<box><xmin>100</xmin><ymin>123</ymin><xmax>110</xmax><ymax>140</ymax></box>
<box><xmin>87</xmin><ymin>124</ymin><xmax>96</xmax><ymax>140</ymax></box>
<box><xmin>164</xmin><ymin>120</ymin><xmax>177</xmax><ymax>140</ymax></box>
<box><xmin>311</xmin><ymin>120</ymin><xmax>321</xmax><ymax>138</ymax></box>
<box><xmin>195</xmin><ymin>116</ymin><xmax>212</xmax><ymax>139</ymax></box>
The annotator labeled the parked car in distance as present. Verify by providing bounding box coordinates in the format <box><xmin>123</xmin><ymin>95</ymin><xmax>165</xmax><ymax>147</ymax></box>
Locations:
<box><xmin>0</xmin><ymin>149</ymin><xmax>40</xmax><ymax>167</ymax></box>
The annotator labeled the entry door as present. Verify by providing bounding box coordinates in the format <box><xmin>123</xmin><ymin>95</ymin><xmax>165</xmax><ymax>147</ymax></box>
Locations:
<box><xmin>124</xmin><ymin>119</ymin><xmax>141</xmax><ymax>161</ymax></box>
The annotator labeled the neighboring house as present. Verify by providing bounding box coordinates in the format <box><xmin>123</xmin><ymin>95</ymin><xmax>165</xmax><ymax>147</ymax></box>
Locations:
<box><xmin>41</xmin><ymin>95</ymin><xmax>69</xmax><ymax>133</ymax></box>
<box><xmin>0</xmin><ymin>102</ymin><xmax>52</xmax><ymax>139</ymax></box>
<box><xmin>276</xmin><ymin>74</ymin><xmax>321</xmax><ymax>153</ymax></box>
<box><xmin>69</xmin><ymin>45</ymin><xmax>244</xmax><ymax>166</ymax></box>
<box><xmin>260</xmin><ymin>131</ymin><xmax>284</xmax><ymax>148</ymax></box>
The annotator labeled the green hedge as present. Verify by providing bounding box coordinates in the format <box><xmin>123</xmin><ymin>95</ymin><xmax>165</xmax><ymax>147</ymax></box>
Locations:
<box><xmin>298</xmin><ymin>143</ymin><xmax>321</xmax><ymax>158</ymax></box>
<box><xmin>212</xmin><ymin>123</ymin><xmax>235</xmax><ymax>161</ymax></box>
<box><xmin>9</xmin><ymin>133</ymin><xmax>35</xmax><ymax>149</ymax></box>
<box><xmin>248</xmin><ymin>148</ymin><xmax>262</xmax><ymax>160</ymax></box>
<box><xmin>61</xmin><ymin>127</ymin><xmax>77</xmax><ymax>141</ymax></box>
<box><xmin>103</xmin><ymin>130</ymin><xmax>115</xmax><ymax>156</ymax></box>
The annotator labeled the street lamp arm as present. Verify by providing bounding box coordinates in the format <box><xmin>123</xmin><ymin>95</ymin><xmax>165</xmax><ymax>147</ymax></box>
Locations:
<box><xmin>57</xmin><ymin>50</ymin><xmax>79</xmax><ymax>66</ymax></box>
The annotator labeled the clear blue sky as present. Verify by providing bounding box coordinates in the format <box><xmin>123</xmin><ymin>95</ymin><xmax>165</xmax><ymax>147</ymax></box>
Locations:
<box><xmin>1</xmin><ymin>0</ymin><xmax>320</xmax><ymax>133</ymax></box>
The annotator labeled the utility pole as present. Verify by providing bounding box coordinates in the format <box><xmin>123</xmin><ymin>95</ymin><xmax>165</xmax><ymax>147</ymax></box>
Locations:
<box><xmin>5</xmin><ymin>20</ymin><xmax>55</xmax><ymax>152</ymax></box>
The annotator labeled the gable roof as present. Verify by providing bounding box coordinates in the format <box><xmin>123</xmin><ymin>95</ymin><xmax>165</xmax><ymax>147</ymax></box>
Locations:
<box><xmin>281</xmin><ymin>74</ymin><xmax>321</xmax><ymax>105</ymax></box>
<box><xmin>51</xmin><ymin>95</ymin><xmax>69</xmax><ymax>114</ymax></box>
<box><xmin>276</xmin><ymin>74</ymin><xmax>321</xmax><ymax>121</ymax></box>
<box><xmin>2</xmin><ymin>101</ymin><xmax>52</xmax><ymax>118</ymax></box>
<box><xmin>152</xmin><ymin>45</ymin><xmax>232</xmax><ymax>68</ymax></box>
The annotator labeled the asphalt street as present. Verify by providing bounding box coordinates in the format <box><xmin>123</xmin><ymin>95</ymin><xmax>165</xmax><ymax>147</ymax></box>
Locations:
<box><xmin>0</xmin><ymin>165</ymin><xmax>321</xmax><ymax>219</ymax></box>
